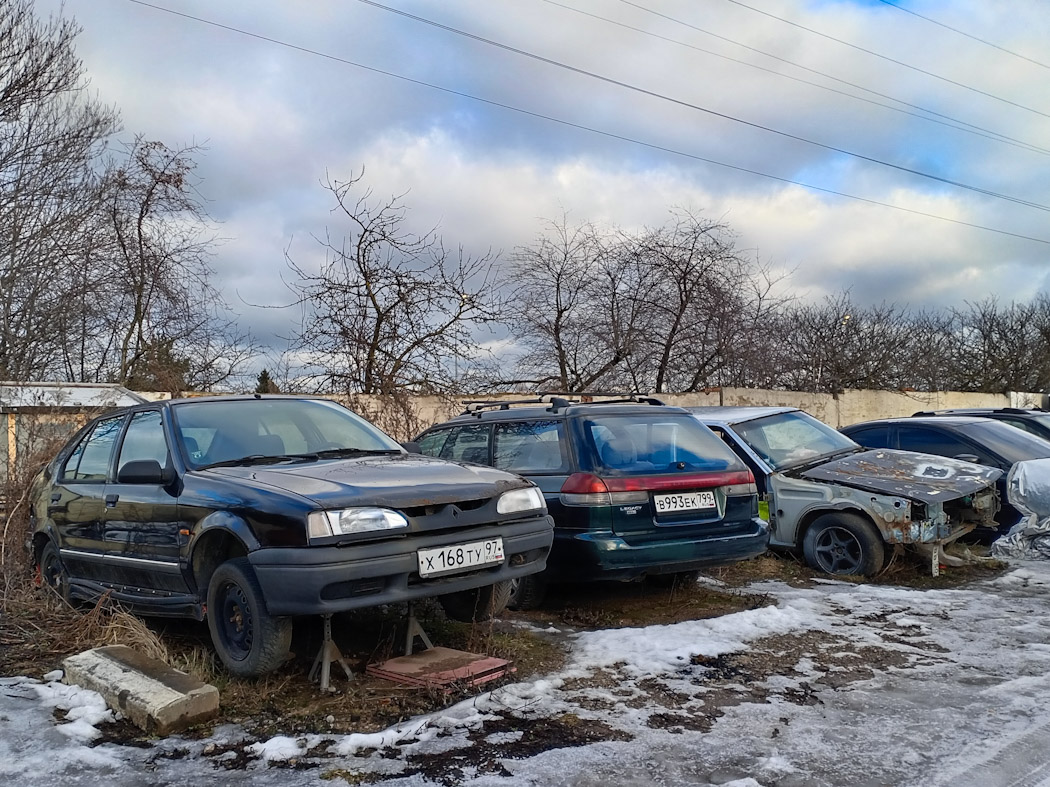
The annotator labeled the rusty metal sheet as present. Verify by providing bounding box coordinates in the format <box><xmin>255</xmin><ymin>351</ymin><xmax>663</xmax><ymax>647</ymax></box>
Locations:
<box><xmin>799</xmin><ymin>449</ymin><xmax>1001</xmax><ymax>504</ymax></box>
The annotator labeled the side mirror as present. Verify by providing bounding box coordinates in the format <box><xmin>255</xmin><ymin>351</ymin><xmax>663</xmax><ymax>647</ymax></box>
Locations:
<box><xmin>118</xmin><ymin>459</ymin><xmax>175</xmax><ymax>484</ymax></box>
<box><xmin>953</xmin><ymin>453</ymin><xmax>981</xmax><ymax>464</ymax></box>
<box><xmin>400</xmin><ymin>441</ymin><xmax>422</xmax><ymax>454</ymax></box>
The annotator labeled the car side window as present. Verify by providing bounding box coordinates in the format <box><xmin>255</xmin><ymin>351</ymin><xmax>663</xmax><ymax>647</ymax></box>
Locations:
<box><xmin>417</xmin><ymin>429</ymin><xmax>450</xmax><ymax>457</ymax></box>
<box><xmin>493</xmin><ymin>420</ymin><xmax>567</xmax><ymax>474</ymax></box>
<box><xmin>898</xmin><ymin>426</ymin><xmax>988</xmax><ymax>461</ymax></box>
<box><xmin>61</xmin><ymin>416</ymin><xmax>124</xmax><ymax>481</ymax></box>
<box><xmin>438</xmin><ymin>425</ymin><xmax>491</xmax><ymax>464</ymax></box>
<box><xmin>848</xmin><ymin>425</ymin><xmax>891</xmax><ymax>448</ymax></box>
<box><xmin>117</xmin><ymin>411</ymin><xmax>171</xmax><ymax>476</ymax></box>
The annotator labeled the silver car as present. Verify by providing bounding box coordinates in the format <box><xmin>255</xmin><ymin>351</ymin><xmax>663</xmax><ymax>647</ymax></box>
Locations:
<box><xmin>689</xmin><ymin>407</ymin><xmax>1002</xmax><ymax>576</ymax></box>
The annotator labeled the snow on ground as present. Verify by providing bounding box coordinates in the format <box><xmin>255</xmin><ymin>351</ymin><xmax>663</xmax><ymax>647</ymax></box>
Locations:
<box><xmin>5</xmin><ymin>562</ymin><xmax>1050</xmax><ymax>785</ymax></box>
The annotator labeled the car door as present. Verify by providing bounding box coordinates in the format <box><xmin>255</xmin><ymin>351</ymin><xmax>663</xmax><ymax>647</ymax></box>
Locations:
<box><xmin>49</xmin><ymin>414</ymin><xmax>126</xmax><ymax>583</ymax></box>
<box><xmin>105</xmin><ymin>409</ymin><xmax>189</xmax><ymax>593</ymax></box>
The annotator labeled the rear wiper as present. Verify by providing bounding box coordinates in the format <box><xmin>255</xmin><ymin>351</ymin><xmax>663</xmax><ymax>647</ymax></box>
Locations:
<box><xmin>315</xmin><ymin>448</ymin><xmax>402</xmax><ymax>458</ymax></box>
<box><xmin>200</xmin><ymin>453</ymin><xmax>319</xmax><ymax>469</ymax></box>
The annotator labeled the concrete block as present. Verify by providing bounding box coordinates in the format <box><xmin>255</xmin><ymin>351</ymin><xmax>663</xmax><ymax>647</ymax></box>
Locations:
<box><xmin>62</xmin><ymin>645</ymin><xmax>218</xmax><ymax>736</ymax></box>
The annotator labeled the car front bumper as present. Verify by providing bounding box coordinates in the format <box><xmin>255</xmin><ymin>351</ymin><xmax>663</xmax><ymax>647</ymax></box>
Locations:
<box><xmin>249</xmin><ymin>515</ymin><xmax>553</xmax><ymax>616</ymax></box>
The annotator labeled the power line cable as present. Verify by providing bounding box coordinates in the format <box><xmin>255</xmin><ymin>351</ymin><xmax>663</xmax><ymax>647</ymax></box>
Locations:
<box><xmin>612</xmin><ymin>0</ymin><xmax>1050</xmax><ymax>155</ymax></box>
<box><xmin>352</xmin><ymin>0</ymin><xmax>1050</xmax><ymax>212</ymax></box>
<box><xmin>876</xmin><ymin>0</ymin><xmax>1050</xmax><ymax>71</ymax></box>
<box><xmin>544</xmin><ymin>0</ymin><xmax>1050</xmax><ymax>157</ymax></box>
<box><xmin>717</xmin><ymin>0</ymin><xmax>1050</xmax><ymax>119</ymax></box>
<box><xmin>121</xmin><ymin>0</ymin><xmax>1050</xmax><ymax>245</ymax></box>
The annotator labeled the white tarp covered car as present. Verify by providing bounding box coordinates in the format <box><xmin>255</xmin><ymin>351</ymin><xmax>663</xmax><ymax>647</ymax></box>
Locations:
<box><xmin>992</xmin><ymin>458</ymin><xmax>1050</xmax><ymax>559</ymax></box>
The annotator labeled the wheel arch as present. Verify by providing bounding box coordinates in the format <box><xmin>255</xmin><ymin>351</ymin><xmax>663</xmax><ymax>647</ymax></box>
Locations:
<box><xmin>795</xmin><ymin>504</ymin><xmax>875</xmax><ymax>548</ymax></box>
<box><xmin>189</xmin><ymin>514</ymin><xmax>257</xmax><ymax>595</ymax></box>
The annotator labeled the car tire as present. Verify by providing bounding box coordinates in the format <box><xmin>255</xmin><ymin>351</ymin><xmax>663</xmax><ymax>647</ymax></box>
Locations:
<box><xmin>647</xmin><ymin>570</ymin><xmax>700</xmax><ymax>590</ymax></box>
<box><xmin>803</xmin><ymin>512</ymin><xmax>886</xmax><ymax>576</ymax></box>
<box><xmin>206</xmin><ymin>558</ymin><xmax>292</xmax><ymax>678</ymax></box>
<box><xmin>439</xmin><ymin>580</ymin><xmax>513</xmax><ymax>623</ymax></box>
<box><xmin>39</xmin><ymin>541</ymin><xmax>71</xmax><ymax>604</ymax></box>
<box><xmin>507</xmin><ymin>573</ymin><xmax>547</xmax><ymax>610</ymax></box>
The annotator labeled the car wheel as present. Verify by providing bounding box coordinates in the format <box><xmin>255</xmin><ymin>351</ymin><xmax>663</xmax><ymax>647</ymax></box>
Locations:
<box><xmin>39</xmin><ymin>542</ymin><xmax>71</xmax><ymax>604</ymax></box>
<box><xmin>507</xmin><ymin>573</ymin><xmax>547</xmax><ymax>610</ymax></box>
<box><xmin>803</xmin><ymin>513</ymin><xmax>886</xmax><ymax>576</ymax></box>
<box><xmin>206</xmin><ymin>558</ymin><xmax>292</xmax><ymax>677</ymax></box>
<box><xmin>647</xmin><ymin>570</ymin><xmax>700</xmax><ymax>590</ymax></box>
<box><xmin>439</xmin><ymin>580</ymin><xmax>513</xmax><ymax>623</ymax></box>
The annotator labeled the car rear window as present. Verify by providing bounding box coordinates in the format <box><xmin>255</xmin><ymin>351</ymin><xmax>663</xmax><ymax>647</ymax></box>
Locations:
<box><xmin>578</xmin><ymin>413</ymin><xmax>743</xmax><ymax>475</ymax></box>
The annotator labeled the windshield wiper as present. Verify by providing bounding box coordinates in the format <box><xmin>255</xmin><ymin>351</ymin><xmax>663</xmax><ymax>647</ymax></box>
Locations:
<box><xmin>785</xmin><ymin>447</ymin><xmax>864</xmax><ymax>472</ymax></box>
<box><xmin>315</xmin><ymin>448</ymin><xmax>401</xmax><ymax>458</ymax></box>
<box><xmin>200</xmin><ymin>453</ymin><xmax>320</xmax><ymax>469</ymax></box>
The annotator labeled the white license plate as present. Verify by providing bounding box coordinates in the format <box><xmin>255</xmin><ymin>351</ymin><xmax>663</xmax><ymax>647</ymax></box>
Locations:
<box><xmin>653</xmin><ymin>491</ymin><xmax>717</xmax><ymax>513</ymax></box>
<box><xmin>417</xmin><ymin>537</ymin><xmax>505</xmax><ymax>578</ymax></box>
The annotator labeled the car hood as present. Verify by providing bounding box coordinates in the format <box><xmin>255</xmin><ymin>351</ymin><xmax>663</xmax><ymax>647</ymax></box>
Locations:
<box><xmin>203</xmin><ymin>453</ymin><xmax>529</xmax><ymax>508</ymax></box>
<box><xmin>797</xmin><ymin>449</ymin><xmax>1002</xmax><ymax>504</ymax></box>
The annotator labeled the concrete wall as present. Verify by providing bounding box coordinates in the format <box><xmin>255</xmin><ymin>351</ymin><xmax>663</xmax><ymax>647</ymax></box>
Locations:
<box><xmin>396</xmin><ymin>388</ymin><xmax>1044</xmax><ymax>432</ymax></box>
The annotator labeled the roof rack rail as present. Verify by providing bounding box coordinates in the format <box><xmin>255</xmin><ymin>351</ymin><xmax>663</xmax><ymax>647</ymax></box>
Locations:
<box><xmin>537</xmin><ymin>391</ymin><xmax>666</xmax><ymax>406</ymax></box>
<box><xmin>460</xmin><ymin>395</ymin><xmax>578</xmax><ymax>417</ymax></box>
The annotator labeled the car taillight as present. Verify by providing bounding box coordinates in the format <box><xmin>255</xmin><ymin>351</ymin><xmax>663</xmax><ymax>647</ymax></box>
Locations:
<box><xmin>559</xmin><ymin>473</ymin><xmax>648</xmax><ymax>506</ymax></box>
<box><xmin>558</xmin><ymin>470</ymin><xmax>756</xmax><ymax>507</ymax></box>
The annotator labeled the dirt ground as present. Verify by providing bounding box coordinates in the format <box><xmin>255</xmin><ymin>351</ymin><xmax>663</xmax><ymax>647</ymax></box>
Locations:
<box><xmin>0</xmin><ymin>548</ymin><xmax>1008</xmax><ymax>761</ymax></box>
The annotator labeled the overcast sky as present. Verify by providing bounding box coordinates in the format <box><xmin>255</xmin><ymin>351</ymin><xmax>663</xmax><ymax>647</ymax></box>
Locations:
<box><xmin>31</xmin><ymin>0</ymin><xmax>1050</xmax><ymax>356</ymax></box>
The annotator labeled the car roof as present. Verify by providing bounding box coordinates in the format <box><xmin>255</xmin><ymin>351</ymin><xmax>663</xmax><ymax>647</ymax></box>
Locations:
<box><xmin>844</xmin><ymin>416</ymin><xmax>1005</xmax><ymax>428</ymax></box>
<box><xmin>686</xmin><ymin>406</ymin><xmax>800</xmax><ymax>425</ymax></box>
<box><xmin>436</xmin><ymin>401</ymin><xmax>691</xmax><ymax>425</ymax></box>
<box><xmin>911</xmin><ymin>407</ymin><xmax>1046</xmax><ymax>417</ymax></box>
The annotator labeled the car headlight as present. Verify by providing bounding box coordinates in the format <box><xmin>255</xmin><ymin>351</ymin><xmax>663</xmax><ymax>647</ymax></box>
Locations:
<box><xmin>308</xmin><ymin>507</ymin><xmax>409</xmax><ymax>540</ymax></box>
<box><xmin>497</xmin><ymin>486</ymin><xmax>546</xmax><ymax>514</ymax></box>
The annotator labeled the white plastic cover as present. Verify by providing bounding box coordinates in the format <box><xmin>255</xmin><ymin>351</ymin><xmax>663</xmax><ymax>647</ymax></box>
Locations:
<box><xmin>991</xmin><ymin>458</ymin><xmax>1050</xmax><ymax>559</ymax></box>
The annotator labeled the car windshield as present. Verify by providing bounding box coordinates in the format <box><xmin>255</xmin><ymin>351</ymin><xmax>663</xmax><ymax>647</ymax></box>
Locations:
<box><xmin>732</xmin><ymin>410</ymin><xmax>860</xmax><ymax>470</ymax></box>
<box><xmin>961</xmin><ymin>420</ymin><xmax>1050</xmax><ymax>462</ymax></box>
<box><xmin>579</xmin><ymin>412</ymin><xmax>745</xmax><ymax>475</ymax></box>
<box><xmin>172</xmin><ymin>398</ymin><xmax>403</xmax><ymax>469</ymax></box>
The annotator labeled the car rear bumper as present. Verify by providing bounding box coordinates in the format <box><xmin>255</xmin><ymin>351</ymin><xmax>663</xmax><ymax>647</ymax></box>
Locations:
<box><xmin>545</xmin><ymin>516</ymin><xmax>769</xmax><ymax>581</ymax></box>
<box><xmin>248</xmin><ymin>515</ymin><xmax>554</xmax><ymax>616</ymax></box>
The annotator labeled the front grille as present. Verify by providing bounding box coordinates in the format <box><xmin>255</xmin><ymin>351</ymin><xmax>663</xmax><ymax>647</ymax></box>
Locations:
<box><xmin>400</xmin><ymin>497</ymin><xmax>491</xmax><ymax>518</ymax></box>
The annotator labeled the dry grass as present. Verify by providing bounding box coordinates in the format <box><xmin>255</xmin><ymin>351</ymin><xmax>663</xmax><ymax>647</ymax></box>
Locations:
<box><xmin>0</xmin><ymin>579</ymin><xmax>169</xmax><ymax>675</ymax></box>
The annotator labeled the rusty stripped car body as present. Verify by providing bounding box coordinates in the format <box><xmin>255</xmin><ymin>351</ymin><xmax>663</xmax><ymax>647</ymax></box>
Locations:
<box><xmin>689</xmin><ymin>407</ymin><xmax>1002</xmax><ymax>575</ymax></box>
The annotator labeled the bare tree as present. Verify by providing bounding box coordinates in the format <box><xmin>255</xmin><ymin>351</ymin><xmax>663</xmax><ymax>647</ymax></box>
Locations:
<box><xmin>505</xmin><ymin>215</ymin><xmax>643</xmax><ymax>391</ymax></box>
<box><xmin>0</xmin><ymin>0</ymin><xmax>118</xmax><ymax>380</ymax></box>
<box><xmin>944</xmin><ymin>297</ymin><xmax>1050</xmax><ymax>393</ymax></box>
<box><xmin>619</xmin><ymin>210</ymin><xmax>784</xmax><ymax>393</ymax></box>
<box><xmin>505</xmin><ymin>211</ymin><xmax>783</xmax><ymax>394</ymax></box>
<box><xmin>47</xmin><ymin>138</ymin><xmax>255</xmax><ymax>393</ymax></box>
<box><xmin>286</xmin><ymin>169</ymin><xmax>501</xmax><ymax>395</ymax></box>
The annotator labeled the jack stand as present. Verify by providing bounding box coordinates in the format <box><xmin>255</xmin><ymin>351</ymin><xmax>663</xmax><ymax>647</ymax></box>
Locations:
<box><xmin>403</xmin><ymin>601</ymin><xmax>434</xmax><ymax>656</ymax></box>
<box><xmin>309</xmin><ymin>613</ymin><xmax>353</xmax><ymax>692</ymax></box>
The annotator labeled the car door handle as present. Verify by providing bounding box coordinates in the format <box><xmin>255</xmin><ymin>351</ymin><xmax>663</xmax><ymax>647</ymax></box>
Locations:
<box><xmin>50</xmin><ymin>493</ymin><xmax>61</xmax><ymax>502</ymax></box>
<box><xmin>104</xmin><ymin>494</ymin><xmax>119</xmax><ymax>508</ymax></box>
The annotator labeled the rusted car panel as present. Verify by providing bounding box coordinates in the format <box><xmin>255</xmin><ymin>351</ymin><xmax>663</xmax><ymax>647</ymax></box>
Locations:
<box><xmin>762</xmin><ymin>465</ymin><xmax>998</xmax><ymax>546</ymax></box>
<box><xmin>801</xmin><ymin>449</ymin><xmax>1001</xmax><ymax>504</ymax></box>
